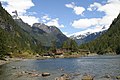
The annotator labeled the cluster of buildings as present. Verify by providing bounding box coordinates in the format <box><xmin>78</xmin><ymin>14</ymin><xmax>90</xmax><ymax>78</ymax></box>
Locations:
<box><xmin>41</xmin><ymin>49</ymin><xmax>90</xmax><ymax>58</ymax></box>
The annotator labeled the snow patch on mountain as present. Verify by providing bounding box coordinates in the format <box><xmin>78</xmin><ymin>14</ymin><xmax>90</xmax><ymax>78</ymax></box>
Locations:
<box><xmin>69</xmin><ymin>26</ymin><xmax>108</xmax><ymax>39</ymax></box>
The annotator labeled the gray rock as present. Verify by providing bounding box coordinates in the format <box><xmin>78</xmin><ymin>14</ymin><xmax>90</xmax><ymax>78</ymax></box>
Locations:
<box><xmin>82</xmin><ymin>74</ymin><xmax>93</xmax><ymax>80</ymax></box>
<box><xmin>42</xmin><ymin>72</ymin><xmax>50</xmax><ymax>77</ymax></box>
<box><xmin>55</xmin><ymin>73</ymin><xmax>71</xmax><ymax>80</ymax></box>
<box><xmin>12</xmin><ymin>66</ymin><xmax>17</xmax><ymax>69</ymax></box>
<box><xmin>116</xmin><ymin>75</ymin><xmax>120</xmax><ymax>80</ymax></box>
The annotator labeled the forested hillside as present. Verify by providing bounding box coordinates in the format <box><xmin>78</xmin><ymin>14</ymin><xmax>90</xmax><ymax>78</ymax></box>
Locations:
<box><xmin>0</xmin><ymin>3</ymin><xmax>68</xmax><ymax>58</ymax></box>
<box><xmin>80</xmin><ymin>13</ymin><xmax>120</xmax><ymax>55</ymax></box>
<box><xmin>0</xmin><ymin>3</ymin><xmax>40</xmax><ymax>58</ymax></box>
<box><xmin>15</xmin><ymin>20</ymin><xmax>68</xmax><ymax>47</ymax></box>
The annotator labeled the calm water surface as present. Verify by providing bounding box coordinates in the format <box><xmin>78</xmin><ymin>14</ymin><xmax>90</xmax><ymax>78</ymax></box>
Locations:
<box><xmin>0</xmin><ymin>55</ymin><xmax>120</xmax><ymax>80</ymax></box>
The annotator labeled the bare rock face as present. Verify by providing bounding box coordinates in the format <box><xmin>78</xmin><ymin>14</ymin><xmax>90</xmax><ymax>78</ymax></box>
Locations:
<box><xmin>32</xmin><ymin>23</ymin><xmax>51</xmax><ymax>33</ymax></box>
<box><xmin>32</xmin><ymin>23</ymin><xmax>60</xmax><ymax>34</ymax></box>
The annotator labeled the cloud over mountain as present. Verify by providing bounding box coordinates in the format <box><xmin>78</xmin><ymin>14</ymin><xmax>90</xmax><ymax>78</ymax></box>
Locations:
<box><xmin>41</xmin><ymin>15</ymin><xmax>64</xmax><ymax>28</ymax></box>
<box><xmin>1</xmin><ymin>0</ymin><xmax>39</xmax><ymax>26</ymax></box>
<box><xmin>71</xmin><ymin>0</ymin><xmax>120</xmax><ymax>35</ymax></box>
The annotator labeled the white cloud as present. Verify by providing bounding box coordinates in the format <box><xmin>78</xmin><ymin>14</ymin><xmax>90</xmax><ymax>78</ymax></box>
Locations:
<box><xmin>63</xmin><ymin>32</ymin><xmax>69</xmax><ymax>36</ymax></box>
<box><xmin>87</xmin><ymin>0</ymin><xmax>120</xmax><ymax>17</ymax></box>
<box><xmin>41</xmin><ymin>15</ymin><xmax>64</xmax><ymax>28</ymax></box>
<box><xmin>65</xmin><ymin>2</ymin><xmax>85</xmax><ymax>15</ymax></box>
<box><xmin>98</xmin><ymin>0</ymin><xmax>120</xmax><ymax>17</ymax></box>
<box><xmin>1</xmin><ymin>0</ymin><xmax>39</xmax><ymax>26</ymax></box>
<box><xmin>87</xmin><ymin>2</ymin><xmax>102</xmax><ymax>11</ymax></box>
<box><xmin>74</xmin><ymin>7</ymin><xmax>85</xmax><ymax>15</ymax></box>
<box><xmin>70</xmin><ymin>0</ymin><xmax>120</xmax><ymax>37</ymax></box>
<box><xmin>1</xmin><ymin>0</ymin><xmax>34</xmax><ymax>15</ymax></box>
<box><xmin>68</xmin><ymin>25</ymin><xmax>106</xmax><ymax>37</ymax></box>
<box><xmin>27</xmin><ymin>12</ymin><xmax>37</xmax><ymax>16</ymax></box>
<box><xmin>20</xmin><ymin>16</ymin><xmax>39</xmax><ymax>26</ymax></box>
<box><xmin>46</xmin><ymin>18</ymin><xmax>64</xmax><ymax>28</ymax></box>
<box><xmin>42</xmin><ymin>15</ymin><xmax>51</xmax><ymax>22</ymax></box>
<box><xmin>72</xmin><ymin>18</ymin><xmax>101</xmax><ymax>28</ymax></box>
<box><xmin>65</xmin><ymin>2</ymin><xmax>75</xmax><ymax>8</ymax></box>
<box><xmin>72</xmin><ymin>0</ymin><xmax>120</xmax><ymax>29</ymax></box>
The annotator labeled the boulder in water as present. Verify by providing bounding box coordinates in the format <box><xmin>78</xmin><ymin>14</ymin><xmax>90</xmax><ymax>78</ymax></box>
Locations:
<box><xmin>42</xmin><ymin>72</ymin><xmax>50</xmax><ymax>77</ymax></box>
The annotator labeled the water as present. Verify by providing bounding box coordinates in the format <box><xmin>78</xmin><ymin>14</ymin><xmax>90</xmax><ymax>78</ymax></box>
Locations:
<box><xmin>0</xmin><ymin>55</ymin><xmax>120</xmax><ymax>80</ymax></box>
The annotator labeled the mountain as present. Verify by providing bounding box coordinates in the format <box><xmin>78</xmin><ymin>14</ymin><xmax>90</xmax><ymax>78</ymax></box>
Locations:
<box><xmin>80</xmin><ymin>13</ymin><xmax>120</xmax><ymax>54</ymax></box>
<box><xmin>70</xmin><ymin>30</ymin><xmax>106</xmax><ymax>45</ymax></box>
<box><xmin>0</xmin><ymin>2</ymin><xmax>68</xmax><ymax>58</ymax></box>
<box><xmin>33</xmin><ymin>23</ymin><xmax>68</xmax><ymax>46</ymax></box>
<box><xmin>0</xmin><ymin>3</ymin><xmax>38</xmax><ymax>55</ymax></box>
<box><xmin>14</xmin><ymin>19</ymin><xmax>68</xmax><ymax>47</ymax></box>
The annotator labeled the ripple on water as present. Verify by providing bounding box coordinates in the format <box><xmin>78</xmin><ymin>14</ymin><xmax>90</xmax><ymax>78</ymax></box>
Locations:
<box><xmin>0</xmin><ymin>55</ymin><xmax>120</xmax><ymax>80</ymax></box>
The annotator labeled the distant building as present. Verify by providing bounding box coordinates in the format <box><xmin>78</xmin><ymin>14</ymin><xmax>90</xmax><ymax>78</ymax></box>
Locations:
<box><xmin>52</xmin><ymin>49</ymin><xmax>64</xmax><ymax>55</ymax></box>
<box><xmin>42</xmin><ymin>52</ymin><xmax>54</xmax><ymax>57</ymax></box>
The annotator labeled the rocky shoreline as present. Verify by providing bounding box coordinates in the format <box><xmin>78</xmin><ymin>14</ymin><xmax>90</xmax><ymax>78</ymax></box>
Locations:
<box><xmin>0</xmin><ymin>55</ymin><xmax>120</xmax><ymax>80</ymax></box>
<box><xmin>7</xmin><ymin>69</ymin><xmax>120</xmax><ymax>80</ymax></box>
<box><xmin>0</xmin><ymin>60</ymin><xmax>9</xmax><ymax>65</ymax></box>
<box><xmin>0</xmin><ymin>58</ymin><xmax>24</xmax><ymax>66</ymax></box>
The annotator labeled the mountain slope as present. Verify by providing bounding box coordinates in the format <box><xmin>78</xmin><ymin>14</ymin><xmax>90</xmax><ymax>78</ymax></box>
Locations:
<box><xmin>0</xmin><ymin>2</ymin><xmax>68</xmax><ymax>57</ymax></box>
<box><xmin>0</xmin><ymin>3</ymin><xmax>38</xmax><ymax>55</ymax></box>
<box><xmin>80</xmin><ymin>13</ymin><xmax>120</xmax><ymax>54</ymax></box>
<box><xmin>32</xmin><ymin>23</ymin><xmax>68</xmax><ymax>47</ymax></box>
<box><xmin>14</xmin><ymin>19</ymin><xmax>68</xmax><ymax>47</ymax></box>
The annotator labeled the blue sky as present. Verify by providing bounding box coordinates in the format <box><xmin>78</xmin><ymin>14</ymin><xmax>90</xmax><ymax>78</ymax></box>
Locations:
<box><xmin>1</xmin><ymin>0</ymin><xmax>120</xmax><ymax>36</ymax></box>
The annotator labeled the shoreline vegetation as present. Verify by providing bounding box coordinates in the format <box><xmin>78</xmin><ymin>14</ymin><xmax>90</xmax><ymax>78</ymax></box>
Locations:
<box><xmin>0</xmin><ymin>52</ymin><xmax>117</xmax><ymax>66</ymax></box>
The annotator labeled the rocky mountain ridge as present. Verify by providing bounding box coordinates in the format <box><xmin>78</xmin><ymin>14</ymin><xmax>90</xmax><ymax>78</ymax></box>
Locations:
<box><xmin>70</xmin><ymin>30</ymin><xmax>106</xmax><ymax>45</ymax></box>
<box><xmin>14</xmin><ymin>18</ymin><xmax>68</xmax><ymax>47</ymax></box>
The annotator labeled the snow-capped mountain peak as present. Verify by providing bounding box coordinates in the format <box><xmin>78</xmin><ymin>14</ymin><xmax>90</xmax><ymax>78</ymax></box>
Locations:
<box><xmin>69</xmin><ymin>26</ymin><xmax>108</xmax><ymax>39</ymax></box>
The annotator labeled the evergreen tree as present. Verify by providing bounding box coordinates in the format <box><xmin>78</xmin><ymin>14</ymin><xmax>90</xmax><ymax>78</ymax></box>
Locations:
<box><xmin>50</xmin><ymin>40</ymin><xmax>56</xmax><ymax>51</ymax></box>
<box><xmin>0</xmin><ymin>29</ymin><xmax>7</xmax><ymax>59</ymax></box>
<box><xmin>70</xmin><ymin>39</ymin><xmax>78</xmax><ymax>51</ymax></box>
<box><xmin>35</xmin><ymin>42</ymin><xmax>43</xmax><ymax>54</ymax></box>
<box><xmin>62</xmin><ymin>39</ymin><xmax>78</xmax><ymax>51</ymax></box>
